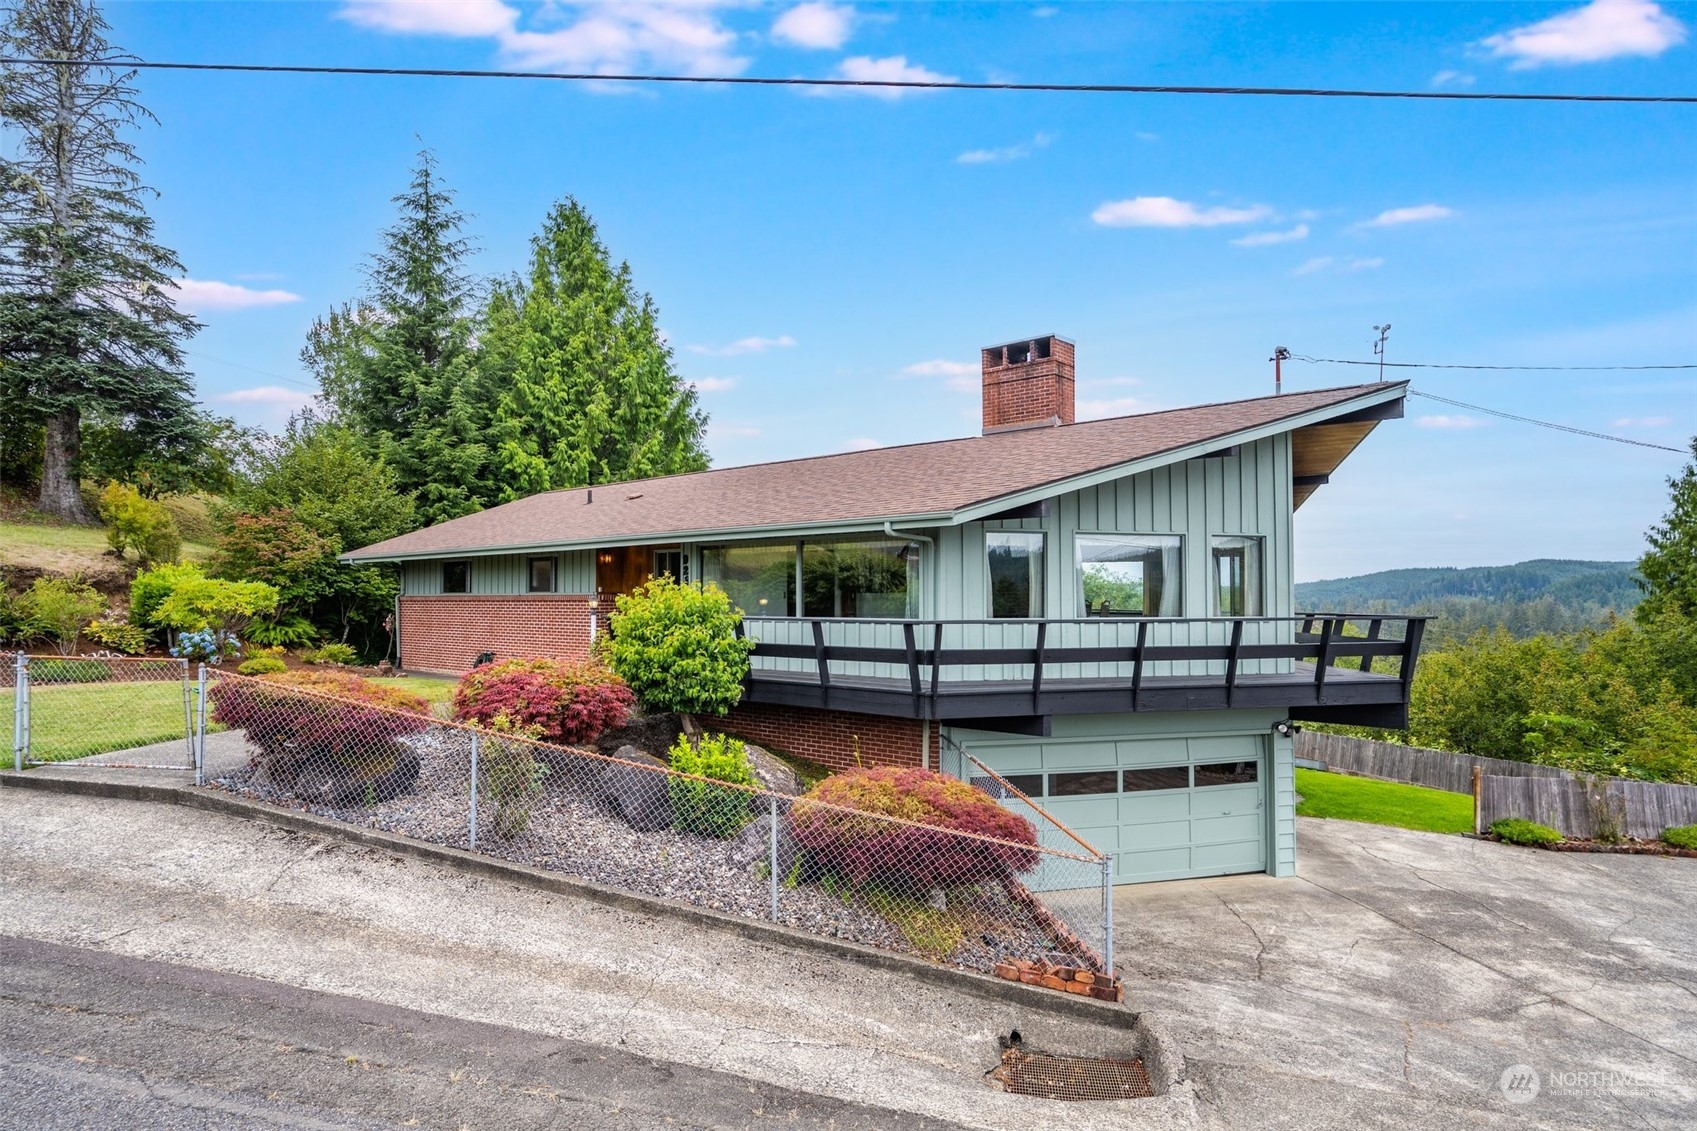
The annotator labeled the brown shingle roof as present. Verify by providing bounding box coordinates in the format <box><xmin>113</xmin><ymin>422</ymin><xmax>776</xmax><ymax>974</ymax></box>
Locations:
<box><xmin>344</xmin><ymin>381</ymin><xmax>1405</xmax><ymax>560</ymax></box>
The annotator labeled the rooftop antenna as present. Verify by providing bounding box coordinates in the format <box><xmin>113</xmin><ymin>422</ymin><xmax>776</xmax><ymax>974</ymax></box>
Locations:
<box><xmin>1270</xmin><ymin>346</ymin><xmax>1290</xmax><ymax>395</ymax></box>
<box><xmin>1372</xmin><ymin>324</ymin><xmax>1392</xmax><ymax>382</ymax></box>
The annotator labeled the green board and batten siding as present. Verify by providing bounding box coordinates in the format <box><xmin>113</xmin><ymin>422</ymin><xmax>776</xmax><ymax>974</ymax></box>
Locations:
<box><xmin>401</xmin><ymin>550</ymin><xmax>596</xmax><ymax>595</ymax></box>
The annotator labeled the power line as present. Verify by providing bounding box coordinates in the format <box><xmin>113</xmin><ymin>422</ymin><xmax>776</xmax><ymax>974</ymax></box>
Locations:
<box><xmin>1406</xmin><ymin>389</ymin><xmax>1684</xmax><ymax>452</ymax></box>
<box><xmin>2</xmin><ymin>57</ymin><xmax>1693</xmax><ymax>103</ymax></box>
<box><xmin>184</xmin><ymin>350</ymin><xmax>318</xmax><ymax>391</ymax></box>
<box><xmin>1293</xmin><ymin>355</ymin><xmax>1697</xmax><ymax>372</ymax></box>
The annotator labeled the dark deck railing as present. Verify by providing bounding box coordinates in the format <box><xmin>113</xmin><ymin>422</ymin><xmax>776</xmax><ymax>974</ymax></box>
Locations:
<box><xmin>736</xmin><ymin>614</ymin><xmax>1427</xmax><ymax>727</ymax></box>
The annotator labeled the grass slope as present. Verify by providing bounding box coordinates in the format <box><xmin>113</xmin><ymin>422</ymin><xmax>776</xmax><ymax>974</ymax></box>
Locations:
<box><xmin>0</xmin><ymin>519</ymin><xmax>214</xmax><ymax>579</ymax></box>
<box><xmin>1295</xmin><ymin>768</ymin><xmax>1472</xmax><ymax>835</ymax></box>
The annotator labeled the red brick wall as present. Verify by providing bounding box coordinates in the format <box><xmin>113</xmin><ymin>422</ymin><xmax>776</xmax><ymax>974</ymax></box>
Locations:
<box><xmin>398</xmin><ymin>595</ymin><xmax>594</xmax><ymax>675</ymax></box>
<box><xmin>717</xmin><ymin>702</ymin><xmax>939</xmax><ymax>772</ymax></box>
<box><xmin>982</xmin><ymin>337</ymin><xmax>1075</xmax><ymax>432</ymax></box>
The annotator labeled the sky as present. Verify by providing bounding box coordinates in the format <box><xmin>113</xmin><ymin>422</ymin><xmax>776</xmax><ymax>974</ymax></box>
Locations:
<box><xmin>23</xmin><ymin>0</ymin><xmax>1697</xmax><ymax>580</ymax></box>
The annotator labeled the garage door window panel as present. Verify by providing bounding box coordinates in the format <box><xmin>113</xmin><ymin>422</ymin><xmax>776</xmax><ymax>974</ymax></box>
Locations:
<box><xmin>1122</xmin><ymin>766</ymin><xmax>1190</xmax><ymax>792</ymax></box>
<box><xmin>1049</xmin><ymin>770</ymin><xmax>1120</xmax><ymax>796</ymax></box>
<box><xmin>1195</xmin><ymin>761</ymin><xmax>1259</xmax><ymax>786</ymax></box>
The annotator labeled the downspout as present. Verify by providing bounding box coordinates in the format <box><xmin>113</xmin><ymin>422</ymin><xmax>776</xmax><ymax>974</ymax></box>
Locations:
<box><xmin>392</xmin><ymin>566</ymin><xmax>402</xmax><ymax>671</ymax></box>
<box><xmin>884</xmin><ymin>522</ymin><xmax>937</xmax><ymax>769</ymax></box>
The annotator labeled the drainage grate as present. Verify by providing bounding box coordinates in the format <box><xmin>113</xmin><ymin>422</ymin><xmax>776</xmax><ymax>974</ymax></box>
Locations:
<box><xmin>988</xmin><ymin>1046</ymin><xmax>1154</xmax><ymax>1102</ymax></box>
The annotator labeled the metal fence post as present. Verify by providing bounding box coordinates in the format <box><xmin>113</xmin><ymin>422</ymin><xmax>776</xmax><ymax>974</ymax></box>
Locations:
<box><xmin>12</xmin><ymin>653</ymin><xmax>24</xmax><ymax>772</ymax></box>
<box><xmin>181</xmin><ymin>658</ymin><xmax>193</xmax><ymax>771</ymax></box>
<box><xmin>768</xmin><ymin>794</ymin><xmax>780</xmax><ymax>921</ymax></box>
<box><xmin>469</xmin><ymin>731</ymin><xmax>480</xmax><ymax>850</ymax></box>
<box><xmin>1101</xmin><ymin>854</ymin><xmax>1115</xmax><ymax>975</ymax></box>
<box><xmin>195</xmin><ymin>664</ymin><xmax>208</xmax><ymax>786</ymax></box>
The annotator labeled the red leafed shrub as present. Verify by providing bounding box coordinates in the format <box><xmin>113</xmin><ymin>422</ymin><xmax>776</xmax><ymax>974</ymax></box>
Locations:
<box><xmin>452</xmin><ymin>658</ymin><xmax>635</xmax><ymax>745</ymax></box>
<box><xmin>209</xmin><ymin>671</ymin><xmax>433</xmax><ymax>804</ymax></box>
<box><xmin>789</xmin><ymin>767</ymin><xmax>1040</xmax><ymax>893</ymax></box>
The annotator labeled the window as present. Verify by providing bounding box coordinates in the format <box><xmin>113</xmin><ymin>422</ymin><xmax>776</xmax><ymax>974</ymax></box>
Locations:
<box><xmin>654</xmin><ymin>549</ymin><xmax>683</xmax><ymax>582</ymax></box>
<box><xmin>1049</xmin><ymin>770</ymin><xmax>1119</xmax><ymax>797</ymax></box>
<box><xmin>1122</xmin><ymin>766</ymin><xmax>1190</xmax><ymax>792</ymax></box>
<box><xmin>801</xmin><ymin>538</ymin><xmax>921</xmax><ymax>618</ymax></box>
<box><xmin>987</xmin><ymin>531</ymin><xmax>1045</xmax><ymax>618</ymax></box>
<box><xmin>700</xmin><ymin>543</ymin><xmax>797</xmax><ymax>616</ymax></box>
<box><xmin>1194</xmin><ymin>761</ymin><xmax>1258</xmax><ymax>786</ymax></box>
<box><xmin>528</xmin><ymin>557</ymin><xmax>556</xmax><ymax>593</ymax></box>
<box><xmin>971</xmin><ymin>773</ymin><xmax>1045</xmax><ymax>798</ymax></box>
<box><xmin>1076</xmin><ymin>535</ymin><xmax>1182</xmax><ymax>617</ymax></box>
<box><xmin>442</xmin><ymin>560</ymin><xmax>470</xmax><ymax>594</ymax></box>
<box><xmin>1210</xmin><ymin>536</ymin><xmax>1264</xmax><ymax>617</ymax></box>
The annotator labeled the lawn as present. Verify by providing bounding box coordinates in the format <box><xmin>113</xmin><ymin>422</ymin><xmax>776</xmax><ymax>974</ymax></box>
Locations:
<box><xmin>0</xmin><ymin>518</ymin><xmax>214</xmax><ymax>577</ymax></box>
<box><xmin>386</xmin><ymin>675</ymin><xmax>458</xmax><ymax>713</ymax></box>
<box><xmin>1295</xmin><ymin>768</ymin><xmax>1473</xmax><ymax>835</ymax></box>
<box><xmin>4</xmin><ymin>678</ymin><xmax>196</xmax><ymax>764</ymax></box>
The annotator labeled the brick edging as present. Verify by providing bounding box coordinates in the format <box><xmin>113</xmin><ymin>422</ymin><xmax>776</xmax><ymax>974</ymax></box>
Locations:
<box><xmin>0</xmin><ymin>769</ymin><xmax>1137</xmax><ymax>1030</ymax></box>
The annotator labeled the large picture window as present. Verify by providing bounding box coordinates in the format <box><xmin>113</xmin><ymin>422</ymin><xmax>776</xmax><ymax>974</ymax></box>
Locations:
<box><xmin>987</xmin><ymin>531</ymin><xmax>1045</xmax><ymax>618</ymax></box>
<box><xmin>801</xmin><ymin>538</ymin><xmax>921</xmax><ymax>618</ymax></box>
<box><xmin>700</xmin><ymin>543</ymin><xmax>796</xmax><ymax>616</ymax></box>
<box><xmin>1077</xmin><ymin>535</ymin><xmax>1182</xmax><ymax>616</ymax></box>
<box><xmin>1210</xmin><ymin>536</ymin><xmax>1264</xmax><ymax>617</ymax></box>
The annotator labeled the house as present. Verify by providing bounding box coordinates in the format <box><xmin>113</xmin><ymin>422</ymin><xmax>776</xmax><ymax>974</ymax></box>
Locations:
<box><xmin>343</xmin><ymin>335</ymin><xmax>1422</xmax><ymax>885</ymax></box>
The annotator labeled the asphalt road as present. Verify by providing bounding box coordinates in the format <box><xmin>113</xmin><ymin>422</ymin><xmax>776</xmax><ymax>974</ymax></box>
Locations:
<box><xmin>0</xmin><ymin>935</ymin><xmax>960</xmax><ymax>1131</ymax></box>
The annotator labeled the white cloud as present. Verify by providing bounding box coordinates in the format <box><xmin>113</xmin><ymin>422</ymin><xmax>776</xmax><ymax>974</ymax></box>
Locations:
<box><xmin>340</xmin><ymin>1</ymin><xmax>749</xmax><ymax>78</ymax></box>
<box><xmin>842</xmin><ymin>437</ymin><xmax>883</xmax><ymax>451</ymax></box>
<box><xmin>1091</xmin><ymin>196</ymin><xmax>1272</xmax><ymax>228</ymax></box>
<box><xmin>212</xmin><ymin>386</ymin><xmax>317</xmax><ymax>414</ymax></box>
<box><xmin>1415</xmin><ymin>415</ymin><xmax>1487</xmax><ymax>430</ymax></box>
<box><xmin>1292</xmin><ymin>256</ymin><xmax>1383</xmax><ymax>276</ymax></box>
<box><xmin>689</xmin><ymin>335</ymin><xmax>797</xmax><ymax>356</ymax></box>
<box><xmin>168</xmin><ymin>278</ymin><xmax>302</xmax><ymax>311</ymax></box>
<box><xmin>1482</xmin><ymin>0</ymin><xmax>1686</xmax><ymax>68</ymax></box>
<box><xmin>1362</xmin><ymin>203</ymin><xmax>1455</xmax><ymax>228</ymax></box>
<box><xmin>1077</xmin><ymin>396</ymin><xmax>1151</xmax><ymax>420</ymax></box>
<box><xmin>902</xmin><ymin>358</ymin><xmax>977</xmax><ymax>393</ymax></box>
<box><xmin>830</xmin><ymin>55</ymin><xmax>957</xmax><ymax>97</ymax></box>
<box><xmin>1231</xmin><ymin>223</ymin><xmax>1310</xmax><ymax>248</ymax></box>
<box><xmin>1612</xmin><ymin>415</ymin><xmax>1673</xmax><ymax>427</ymax></box>
<box><xmin>339</xmin><ymin>0</ymin><xmax>517</xmax><ymax>37</ymax></box>
<box><xmin>689</xmin><ymin>376</ymin><xmax>737</xmax><ymax>392</ymax></box>
<box><xmin>1032</xmin><ymin>6</ymin><xmax>1059</xmax><ymax>17</ymax></box>
<box><xmin>772</xmin><ymin>2</ymin><xmax>854</xmax><ymax>50</ymax></box>
<box><xmin>1431</xmin><ymin>69</ymin><xmax>1476</xmax><ymax>88</ymax></box>
<box><xmin>709</xmin><ymin>422</ymin><xmax>762</xmax><ymax>439</ymax></box>
<box><xmin>957</xmin><ymin>132</ymin><xmax>1052</xmax><ymax>165</ymax></box>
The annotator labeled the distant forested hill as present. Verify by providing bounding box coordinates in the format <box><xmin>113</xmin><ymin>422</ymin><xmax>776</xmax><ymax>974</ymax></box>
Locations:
<box><xmin>1296</xmin><ymin>560</ymin><xmax>1642</xmax><ymax>642</ymax></box>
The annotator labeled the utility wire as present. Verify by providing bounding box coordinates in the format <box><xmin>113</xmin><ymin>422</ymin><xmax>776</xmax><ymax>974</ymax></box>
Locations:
<box><xmin>1406</xmin><ymin>390</ymin><xmax>1684</xmax><ymax>452</ymax></box>
<box><xmin>1</xmin><ymin>57</ymin><xmax>1693</xmax><ymax>103</ymax></box>
<box><xmin>1292</xmin><ymin>355</ymin><xmax>1697</xmax><ymax>372</ymax></box>
<box><xmin>184</xmin><ymin>350</ymin><xmax>318</xmax><ymax>391</ymax></box>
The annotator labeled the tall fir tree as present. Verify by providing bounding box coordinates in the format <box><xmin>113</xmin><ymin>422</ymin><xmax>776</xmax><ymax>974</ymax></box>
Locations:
<box><xmin>0</xmin><ymin>0</ymin><xmax>201</xmax><ymax>521</ymax></box>
<box><xmin>304</xmin><ymin>150</ymin><xmax>491</xmax><ymax>526</ymax></box>
<box><xmin>484</xmin><ymin>198</ymin><xmax>708</xmax><ymax>499</ymax></box>
<box><xmin>1637</xmin><ymin>437</ymin><xmax>1697</xmax><ymax>623</ymax></box>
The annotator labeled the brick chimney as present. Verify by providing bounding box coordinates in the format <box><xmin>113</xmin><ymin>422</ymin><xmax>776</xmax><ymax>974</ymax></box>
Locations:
<box><xmin>981</xmin><ymin>335</ymin><xmax>1075</xmax><ymax>434</ymax></box>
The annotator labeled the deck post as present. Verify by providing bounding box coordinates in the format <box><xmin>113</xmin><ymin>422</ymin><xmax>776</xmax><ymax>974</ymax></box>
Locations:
<box><xmin>1031</xmin><ymin>621</ymin><xmax>1047</xmax><ymax>714</ymax></box>
<box><xmin>1130</xmin><ymin>620</ymin><xmax>1148</xmax><ymax>711</ymax></box>
<box><xmin>1224</xmin><ymin>619</ymin><xmax>1244</xmax><ymax>707</ymax></box>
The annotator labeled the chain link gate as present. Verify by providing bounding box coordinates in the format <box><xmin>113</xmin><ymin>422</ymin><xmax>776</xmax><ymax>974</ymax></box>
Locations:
<box><xmin>7</xmin><ymin>654</ymin><xmax>201</xmax><ymax>772</ymax></box>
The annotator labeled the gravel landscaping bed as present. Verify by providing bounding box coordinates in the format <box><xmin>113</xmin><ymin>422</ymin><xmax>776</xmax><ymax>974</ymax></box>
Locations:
<box><xmin>206</xmin><ymin>728</ymin><xmax>1069</xmax><ymax>972</ymax></box>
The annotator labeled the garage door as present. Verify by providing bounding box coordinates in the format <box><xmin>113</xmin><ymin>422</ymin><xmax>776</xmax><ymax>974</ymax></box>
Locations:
<box><xmin>969</xmin><ymin>734</ymin><xmax>1267</xmax><ymax>884</ymax></box>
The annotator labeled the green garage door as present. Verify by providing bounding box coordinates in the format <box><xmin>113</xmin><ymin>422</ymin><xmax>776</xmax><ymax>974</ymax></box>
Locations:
<box><xmin>972</xmin><ymin>734</ymin><xmax>1267</xmax><ymax>884</ymax></box>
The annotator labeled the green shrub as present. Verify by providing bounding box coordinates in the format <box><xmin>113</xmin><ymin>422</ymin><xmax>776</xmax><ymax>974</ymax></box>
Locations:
<box><xmin>0</xmin><ymin>586</ymin><xmax>38</xmax><ymax>646</ymax></box>
<box><xmin>129</xmin><ymin>563</ymin><xmax>206</xmax><ymax>638</ymax></box>
<box><xmin>238</xmin><ymin>656</ymin><xmax>288</xmax><ymax>675</ymax></box>
<box><xmin>480</xmin><ymin>719</ymin><xmax>550</xmax><ymax>838</ymax></box>
<box><xmin>303</xmin><ymin>642</ymin><xmax>359</xmax><ymax>666</ymax></box>
<box><xmin>17</xmin><ymin>577</ymin><xmax>105</xmax><ymax>655</ymax></box>
<box><xmin>97</xmin><ymin>481</ymin><xmax>182</xmax><ymax>565</ymax></box>
<box><xmin>246</xmin><ymin>616</ymin><xmax>320</xmax><ymax>649</ymax></box>
<box><xmin>1661</xmin><ymin>824</ymin><xmax>1697</xmax><ymax>851</ymax></box>
<box><xmin>603</xmin><ymin>576</ymin><xmax>754</xmax><ymax>716</ymax></box>
<box><xmin>152</xmin><ymin>575</ymin><xmax>279</xmax><ymax>638</ymax></box>
<box><xmin>85</xmin><ymin>617</ymin><xmax>150</xmax><ymax>655</ymax></box>
<box><xmin>1489</xmin><ymin>818</ymin><xmax>1563</xmax><ymax>847</ymax></box>
<box><xmin>29</xmin><ymin>657</ymin><xmax>113</xmax><ymax>683</ymax></box>
<box><xmin>668</xmin><ymin>732</ymin><xmax>756</xmax><ymax>838</ymax></box>
<box><xmin>790</xmin><ymin>768</ymin><xmax>1040</xmax><ymax>894</ymax></box>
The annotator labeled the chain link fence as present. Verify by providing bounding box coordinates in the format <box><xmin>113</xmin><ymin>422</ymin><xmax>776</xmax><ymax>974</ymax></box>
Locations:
<box><xmin>7</xmin><ymin>654</ymin><xmax>194</xmax><ymax>770</ymax></box>
<box><xmin>196</xmin><ymin>670</ymin><xmax>1113</xmax><ymax>974</ymax></box>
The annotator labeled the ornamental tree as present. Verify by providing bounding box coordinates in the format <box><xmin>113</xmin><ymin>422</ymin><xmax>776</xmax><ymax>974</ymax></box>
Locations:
<box><xmin>602</xmin><ymin>576</ymin><xmax>754</xmax><ymax>716</ymax></box>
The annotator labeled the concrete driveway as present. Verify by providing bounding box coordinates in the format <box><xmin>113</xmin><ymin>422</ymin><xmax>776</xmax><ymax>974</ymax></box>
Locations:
<box><xmin>1115</xmin><ymin>816</ymin><xmax>1697</xmax><ymax>1129</ymax></box>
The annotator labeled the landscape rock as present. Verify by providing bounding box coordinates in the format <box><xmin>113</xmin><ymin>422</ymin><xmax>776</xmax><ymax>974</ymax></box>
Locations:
<box><xmin>742</xmin><ymin>743</ymin><xmax>800</xmax><ymax>798</ymax></box>
<box><xmin>602</xmin><ymin>744</ymin><xmax>673</xmax><ymax>832</ymax></box>
<box><xmin>729</xmin><ymin>811</ymin><xmax>798</xmax><ymax>879</ymax></box>
<box><xmin>595</xmin><ymin>712</ymin><xmax>682</xmax><ymax>761</ymax></box>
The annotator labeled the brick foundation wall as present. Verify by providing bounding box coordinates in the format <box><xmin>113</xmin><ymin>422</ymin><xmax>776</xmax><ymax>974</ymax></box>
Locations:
<box><xmin>398</xmin><ymin>595</ymin><xmax>594</xmax><ymax>676</ymax></box>
<box><xmin>717</xmin><ymin>702</ymin><xmax>939</xmax><ymax>773</ymax></box>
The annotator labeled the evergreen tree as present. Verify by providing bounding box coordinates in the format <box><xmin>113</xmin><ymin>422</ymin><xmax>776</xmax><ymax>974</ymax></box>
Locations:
<box><xmin>0</xmin><ymin>0</ymin><xmax>202</xmax><ymax>521</ymax></box>
<box><xmin>483</xmin><ymin>198</ymin><xmax>708</xmax><ymax>499</ymax></box>
<box><xmin>1638</xmin><ymin>437</ymin><xmax>1697</xmax><ymax>622</ymax></box>
<box><xmin>304</xmin><ymin>150</ymin><xmax>491</xmax><ymax>525</ymax></box>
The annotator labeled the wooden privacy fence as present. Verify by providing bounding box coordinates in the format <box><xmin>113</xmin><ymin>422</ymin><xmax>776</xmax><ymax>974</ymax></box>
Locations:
<box><xmin>1479</xmin><ymin>775</ymin><xmax>1697</xmax><ymax>842</ymax></box>
<box><xmin>1296</xmin><ymin>731</ymin><xmax>1697</xmax><ymax>840</ymax></box>
<box><xmin>1295</xmin><ymin>731</ymin><xmax>1569</xmax><ymax>794</ymax></box>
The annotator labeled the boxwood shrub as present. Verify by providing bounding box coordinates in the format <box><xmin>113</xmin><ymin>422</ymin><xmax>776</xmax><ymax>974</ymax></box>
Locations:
<box><xmin>1489</xmin><ymin>817</ymin><xmax>1563</xmax><ymax>847</ymax></box>
<box><xmin>453</xmin><ymin>658</ymin><xmax>635</xmax><ymax>745</ymax></box>
<box><xmin>789</xmin><ymin>767</ymin><xmax>1039</xmax><ymax>893</ymax></box>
